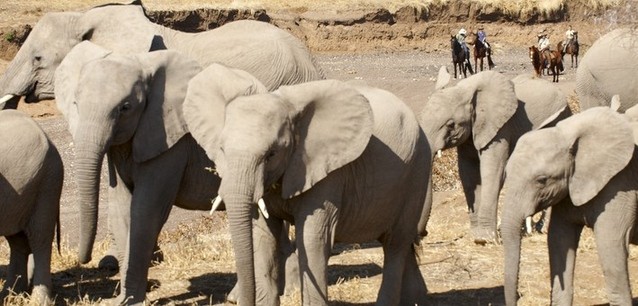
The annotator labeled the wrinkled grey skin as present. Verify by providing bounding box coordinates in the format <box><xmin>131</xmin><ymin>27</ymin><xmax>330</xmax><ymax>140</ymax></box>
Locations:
<box><xmin>418</xmin><ymin>69</ymin><xmax>572</xmax><ymax>244</ymax></box>
<box><xmin>502</xmin><ymin>107</ymin><xmax>638</xmax><ymax>306</ymax></box>
<box><xmin>0</xmin><ymin>1</ymin><xmax>323</xmax><ymax>109</ymax></box>
<box><xmin>0</xmin><ymin>110</ymin><xmax>63</xmax><ymax>305</ymax></box>
<box><xmin>54</xmin><ymin>42</ymin><xmax>230</xmax><ymax>305</ymax></box>
<box><xmin>576</xmin><ymin>28</ymin><xmax>638</xmax><ymax>112</ymax></box>
<box><xmin>184</xmin><ymin>66</ymin><xmax>431</xmax><ymax>306</ymax></box>
<box><xmin>0</xmin><ymin>0</ymin><xmax>322</xmax><ymax>274</ymax></box>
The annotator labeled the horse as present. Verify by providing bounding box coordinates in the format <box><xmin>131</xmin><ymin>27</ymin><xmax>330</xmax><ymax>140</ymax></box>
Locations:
<box><xmin>529</xmin><ymin>45</ymin><xmax>563</xmax><ymax>82</ymax></box>
<box><xmin>557</xmin><ymin>31</ymin><xmax>579</xmax><ymax>68</ymax></box>
<box><xmin>450</xmin><ymin>35</ymin><xmax>473</xmax><ymax>78</ymax></box>
<box><xmin>468</xmin><ymin>33</ymin><xmax>495</xmax><ymax>72</ymax></box>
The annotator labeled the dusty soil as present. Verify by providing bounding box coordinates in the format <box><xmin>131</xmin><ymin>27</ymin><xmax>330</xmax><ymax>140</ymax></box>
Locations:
<box><xmin>0</xmin><ymin>1</ymin><xmax>637</xmax><ymax>305</ymax></box>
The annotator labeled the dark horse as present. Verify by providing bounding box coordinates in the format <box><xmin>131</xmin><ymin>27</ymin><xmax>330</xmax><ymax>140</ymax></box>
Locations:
<box><xmin>557</xmin><ymin>32</ymin><xmax>579</xmax><ymax>68</ymax></box>
<box><xmin>469</xmin><ymin>33</ymin><xmax>495</xmax><ymax>72</ymax></box>
<box><xmin>529</xmin><ymin>45</ymin><xmax>563</xmax><ymax>82</ymax></box>
<box><xmin>450</xmin><ymin>35</ymin><xmax>474</xmax><ymax>78</ymax></box>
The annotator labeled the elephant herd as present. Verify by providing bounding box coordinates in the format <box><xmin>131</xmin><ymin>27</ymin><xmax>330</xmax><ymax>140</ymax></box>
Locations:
<box><xmin>0</xmin><ymin>1</ymin><xmax>637</xmax><ymax>305</ymax></box>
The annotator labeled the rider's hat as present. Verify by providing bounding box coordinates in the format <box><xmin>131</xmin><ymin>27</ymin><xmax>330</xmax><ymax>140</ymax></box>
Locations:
<box><xmin>459</xmin><ymin>28</ymin><xmax>467</xmax><ymax>35</ymax></box>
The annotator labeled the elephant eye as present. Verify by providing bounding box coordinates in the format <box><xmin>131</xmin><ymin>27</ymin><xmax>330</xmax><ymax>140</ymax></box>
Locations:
<box><xmin>120</xmin><ymin>101</ymin><xmax>131</xmax><ymax>112</ymax></box>
<box><xmin>33</xmin><ymin>55</ymin><xmax>43</xmax><ymax>67</ymax></box>
<box><xmin>445</xmin><ymin>120</ymin><xmax>455</xmax><ymax>129</ymax></box>
<box><xmin>536</xmin><ymin>175</ymin><xmax>548</xmax><ymax>185</ymax></box>
<box><xmin>265</xmin><ymin>150</ymin><xmax>276</xmax><ymax>162</ymax></box>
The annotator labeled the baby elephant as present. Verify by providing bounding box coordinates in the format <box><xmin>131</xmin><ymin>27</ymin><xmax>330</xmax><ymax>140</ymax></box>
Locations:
<box><xmin>0</xmin><ymin>110</ymin><xmax>63</xmax><ymax>304</ymax></box>
<box><xmin>502</xmin><ymin>106</ymin><xmax>638</xmax><ymax>306</ymax></box>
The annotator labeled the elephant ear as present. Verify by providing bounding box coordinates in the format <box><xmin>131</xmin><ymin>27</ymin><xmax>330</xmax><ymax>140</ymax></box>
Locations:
<box><xmin>435</xmin><ymin>66</ymin><xmax>452</xmax><ymax>90</ymax></box>
<box><xmin>131</xmin><ymin>51</ymin><xmax>202</xmax><ymax>163</ymax></box>
<box><xmin>457</xmin><ymin>71</ymin><xmax>518</xmax><ymax>150</ymax></box>
<box><xmin>558</xmin><ymin>107</ymin><xmax>635</xmax><ymax>206</ymax></box>
<box><xmin>275</xmin><ymin>80</ymin><xmax>374</xmax><ymax>199</ymax></box>
<box><xmin>54</xmin><ymin>41</ymin><xmax>112</xmax><ymax>138</ymax></box>
<box><xmin>183</xmin><ymin>63</ymin><xmax>269</xmax><ymax>162</ymax></box>
<box><xmin>78</xmin><ymin>3</ymin><xmax>159</xmax><ymax>54</ymax></box>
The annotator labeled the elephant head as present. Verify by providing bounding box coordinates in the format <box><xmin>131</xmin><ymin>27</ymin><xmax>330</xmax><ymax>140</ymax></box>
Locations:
<box><xmin>54</xmin><ymin>41</ymin><xmax>201</xmax><ymax>264</ymax></box>
<box><xmin>501</xmin><ymin>107</ymin><xmax>635</xmax><ymax>305</ymax></box>
<box><xmin>184</xmin><ymin>69</ymin><xmax>373</xmax><ymax>304</ymax></box>
<box><xmin>0</xmin><ymin>1</ymin><xmax>158</xmax><ymax>108</ymax></box>
<box><xmin>419</xmin><ymin>70</ymin><xmax>518</xmax><ymax>154</ymax></box>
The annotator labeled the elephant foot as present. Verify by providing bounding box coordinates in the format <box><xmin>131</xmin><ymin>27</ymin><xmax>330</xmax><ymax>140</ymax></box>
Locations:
<box><xmin>282</xmin><ymin>250</ymin><xmax>300</xmax><ymax>296</ymax></box>
<box><xmin>30</xmin><ymin>285</ymin><xmax>53</xmax><ymax>306</ymax></box>
<box><xmin>472</xmin><ymin>227</ymin><xmax>500</xmax><ymax>245</ymax></box>
<box><xmin>227</xmin><ymin>284</ymin><xmax>239</xmax><ymax>304</ymax></box>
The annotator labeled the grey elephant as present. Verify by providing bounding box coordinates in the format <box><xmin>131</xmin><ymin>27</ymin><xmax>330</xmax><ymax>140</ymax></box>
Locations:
<box><xmin>0</xmin><ymin>0</ymin><xmax>323</xmax><ymax>108</ymax></box>
<box><xmin>418</xmin><ymin>69</ymin><xmax>571</xmax><ymax>243</ymax></box>
<box><xmin>0</xmin><ymin>110</ymin><xmax>63</xmax><ymax>305</ymax></box>
<box><xmin>576</xmin><ymin>28</ymin><xmax>638</xmax><ymax>112</ymax></box>
<box><xmin>183</xmin><ymin>65</ymin><xmax>431</xmax><ymax>305</ymax></box>
<box><xmin>53</xmin><ymin>41</ymin><xmax>257</xmax><ymax>305</ymax></box>
<box><xmin>0</xmin><ymin>0</ymin><xmax>323</xmax><ymax>272</ymax></box>
<box><xmin>502</xmin><ymin>106</ymin><xmax>638</xmax><ymax>306</ymax></box>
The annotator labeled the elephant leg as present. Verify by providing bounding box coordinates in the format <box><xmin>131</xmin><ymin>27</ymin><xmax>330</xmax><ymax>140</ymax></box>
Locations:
<box><xmin>28</xmin><ymin>244</ymin><xmax>53</xmax><ymax>305</ymax></box>
<box><xmin>457</xmin><ymin>141</ymin><xmax>481</xmax><ymax>239</ymax></box>
<box><xmin>280</xmin><ymin>222</ymin><xmax>300</xmax><ymax>296</ymax></box>
<box><xmin>101</xmin><ymin>157</ymin><xmax>133</xmax><ymax>272</ymax></box>
<box><xmin>3</xmin><ymin>232</ymin><xmax>31</xmax><ymax>295</ymax></box>
<box><xmin>295</xmin><ymin>198</ymin><xmax>337</xmax><ymax>306</ymax></box>
<box><xmin>399</xmin><ymin>246</ymin><xmax>428</xmax><ymax>305</ymax></box>
<box><xmin>548</xmin><ymin>205</ymin><xmax>582</xmax><ymax>306</ymax></box>
<box><xmin>252</xmin><ymin>209</ymin><xmax>284</xmax><ymax>305</ymax></box>
<box><xmin>475</xmin><ymin>140</ymin><xmax>509</xmax><ymax>244</ymax></box>
<box><xmin>117</xmin><ymin>165</ymin><xmax>183</xmax><ymax>305</ymax></box>
<box><xmin>592</xmin><ymin>206</ymin><xmax>634</xmax><ymax>305</ymax></box>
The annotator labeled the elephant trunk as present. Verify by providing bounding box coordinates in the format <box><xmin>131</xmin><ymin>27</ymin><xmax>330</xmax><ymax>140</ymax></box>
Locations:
<box><xmin>219</xmin><ymin>155</ymin><xmax>264</xmax><ymax>306</ymax></box>
<box><xmin>0</xmin><ymin>53</ymin><xmax>32</xmax><ymax>109</ymax></box>
<box><xmin>74</xmin><ymin>125</ymin><xmax>110</xmax><ymax>264</ymax></box>
<box><xmin>501</xmin><ymin>196</ymin><xmax>528</xmax><ymax>306</ymax></box>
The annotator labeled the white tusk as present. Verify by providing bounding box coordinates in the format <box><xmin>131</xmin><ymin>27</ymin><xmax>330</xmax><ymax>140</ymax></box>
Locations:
<box><xmin>0</xmin><ymin>94</ymin><xmax>16</xmax><ymax>106</ymax></box>
<box><xmin>257</xmin><ymin>198</ymin><xmax>269</xmax><ymax>219</ymax></box>
<box><xmin>210</xmin><ymin>195</ymin><xmax>223</xmax><ymax>215</ymax></box>
<box><xmin>525</xmin><ymin>216</ymin><xmax>533</xmax><ymax>235</ymax></box>
<box><xmin>437</xmin><ymin>150</ymin><xmax>442</xmax><ymax>158</ymax></box>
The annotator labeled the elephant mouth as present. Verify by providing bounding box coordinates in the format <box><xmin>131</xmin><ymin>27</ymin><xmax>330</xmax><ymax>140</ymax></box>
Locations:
<box><xmin>24</xmin><ymin>82</ymin><xmax>54</xmax><ymax>103</ymax></box>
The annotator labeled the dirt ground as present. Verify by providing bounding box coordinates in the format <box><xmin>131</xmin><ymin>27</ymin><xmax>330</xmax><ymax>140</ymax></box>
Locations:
<box><xmin>0</xmin><ymin>3</ymin><xmax>637</xmax><ymax>305</ymax></box>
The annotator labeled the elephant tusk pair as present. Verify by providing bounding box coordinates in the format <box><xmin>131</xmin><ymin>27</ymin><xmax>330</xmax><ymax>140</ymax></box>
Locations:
<box><xmin>209</xmin><ymin>195</ymin><xmax>270</xmax><ymax>219</ymax></box>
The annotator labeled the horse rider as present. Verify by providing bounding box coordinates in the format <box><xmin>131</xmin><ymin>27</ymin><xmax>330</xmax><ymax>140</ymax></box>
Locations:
<box><xmin>477</xmin><ymin>26</ymin><xmax>491</xmax><ymax>50</ymax></box>
<box><xmin>456</xmin><ymin>28</ymin><xmax>470</xmax><ymax>62</ymax></box>
<box><xmin>537</xmin><ymin>30</ymin><xmax>551</xmax><ymax>68</ymax></box>
<box><xmin>562</xmin><ymin>25</ymin><xmax>576</xmax><ymax>53</ymax></box>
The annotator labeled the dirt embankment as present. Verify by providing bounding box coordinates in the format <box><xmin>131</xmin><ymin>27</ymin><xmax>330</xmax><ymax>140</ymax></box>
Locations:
<box><xmin>0</xmin><ymin>0</ymin><xmax>635</xmax><ymax>60</ymax></box>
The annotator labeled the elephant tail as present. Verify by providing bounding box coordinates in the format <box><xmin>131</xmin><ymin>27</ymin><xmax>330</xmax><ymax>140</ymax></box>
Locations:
<box><xmin>56</xmin><ymin>212</ymin><xmax>61</xmax><ymax>255</ymax></box>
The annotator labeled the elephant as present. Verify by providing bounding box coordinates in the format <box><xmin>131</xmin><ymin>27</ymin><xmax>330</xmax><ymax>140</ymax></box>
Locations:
<box><xmin>501</xmin><ymin>106</ymin><xmax>638</xmax><ymax>306</ymax></box>
<box><xmin>576</xmin><ymin>27</ymin><xmax>638</xmax><ymax>112</ymax></box>
<box><xmin>418</xmin><ymin>69</ymin><xmax>572</xmax><ymax>244</ymax></box>
<box><xmin>0</xmin><ymin>0</ymin><xmax>323</xmax><ymax>108</ymax></box>
<box><xmin>0</xmin><ymin>0</ymin><xmax>323</xmax><ymax>271</ymax></box>
<box><xmin>183</xmin><ymin>64</ymin><xmax>432</xmax><ymax>305</ymax></box>
<box><xmin>0</xmin><ymin>110</ymin><xmax>63</xmax><ymax>305</ymax></box>
<box><xmin>53</xmin><ymin>41</ymin><xmax>264</xmax><ymax>305</ymax></box>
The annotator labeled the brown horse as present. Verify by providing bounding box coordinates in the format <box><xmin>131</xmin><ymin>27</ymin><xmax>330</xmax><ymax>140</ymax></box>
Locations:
<box><xmin>557</xmin><ymin>32</ymin><xmax>579</xmax><ymax>68</ymax></box>
<box><xmin>529</xmin><ymin>45</ymin><xmax>563</xmax><ymax>82</ymax></box>
<box><xmin>450</xmin><ymin>35</ymin><xmax>473</xmax><ymax>78</ymax></box>
<box><xmin>469</xmin><ymin>33</ymin><xmax>495</xmax><ymax>72</ymax></box>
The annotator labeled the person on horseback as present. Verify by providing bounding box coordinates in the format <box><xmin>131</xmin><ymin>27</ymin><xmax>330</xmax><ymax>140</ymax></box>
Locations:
<box><xmin>477</xmin><ymin>26</ymin><xmax>490</xmax><ymax>50</ymax></box>
<box><xmin>538</xmin><ymin>30</ymin><xmax>551</xmax><ymax>68</ymax></box>
<box><xmin>562</xmin><ymin>25</ymin><xmax>576</xmax><ymax>53</ymax></box>
<box><xmin>456</xmin><ymin>28</ymin><xmax>471</xmax><ymax>63</ymax></box>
